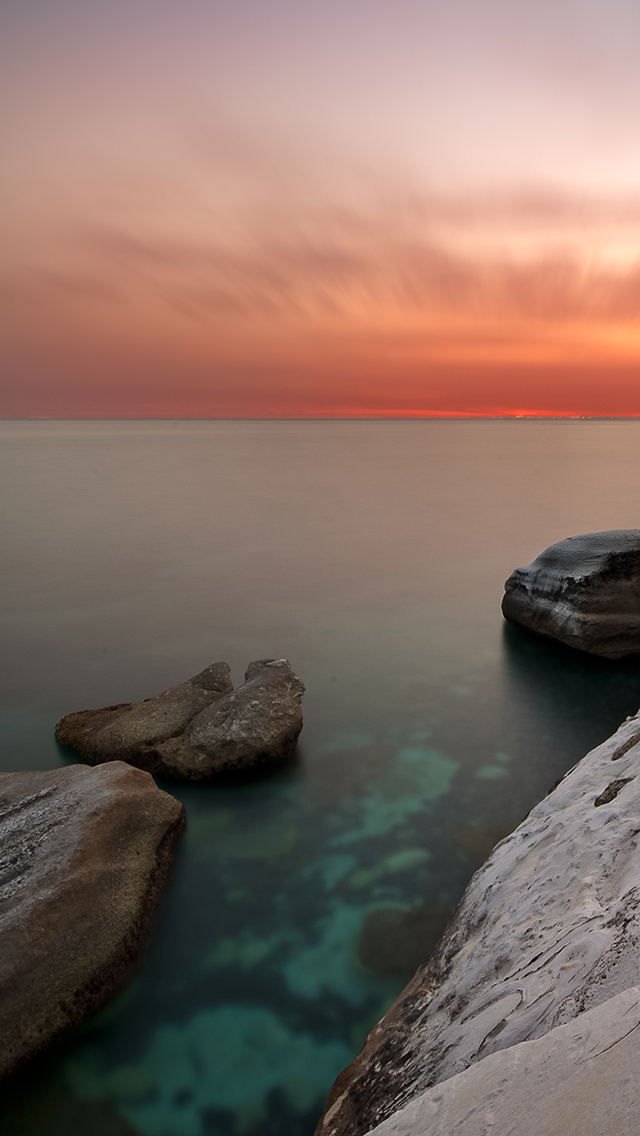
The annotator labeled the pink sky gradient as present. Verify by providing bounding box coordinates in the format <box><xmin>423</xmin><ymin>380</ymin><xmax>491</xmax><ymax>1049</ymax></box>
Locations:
<box><xmin>3</xmin><ymin>0</ymin><xmax>640</xmax><ymax>416</ymax></box>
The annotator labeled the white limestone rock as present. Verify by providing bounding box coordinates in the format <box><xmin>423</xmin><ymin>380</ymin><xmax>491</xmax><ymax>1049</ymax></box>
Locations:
<box><xmin>365</xmin><ymin>985</ymin><xmax>640</xmax><ymax>1136</ymax></box>
<box><xmin>316</xmin><ymin>713</ymin><xmax>640</xmax><ymax>1136</ymax></box>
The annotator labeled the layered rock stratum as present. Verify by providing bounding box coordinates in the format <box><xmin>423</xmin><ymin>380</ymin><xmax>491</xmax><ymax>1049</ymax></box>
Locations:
<box><xmin>0</xmin><ymin>762</ymin><xmax>185</xmax><ymax>1078</ymax></box>
<box><xmin>316</xmin><ymin>712</ymin><xmax>640</xmax><ymax>1136</ymax></box>
<box><xmin>502</xmin><ymin>529</ymin><xmax>640</xmax><ymax>657</ymax></box>
<box><xmin>366</xmin><ymin>985</ymin><xmax>640</xmax><ymax>1136</ymax></box>
<box><xmin>55</xmin><ymin>658</ymin><xmax>305</xmax><ymax>780</ymax></box>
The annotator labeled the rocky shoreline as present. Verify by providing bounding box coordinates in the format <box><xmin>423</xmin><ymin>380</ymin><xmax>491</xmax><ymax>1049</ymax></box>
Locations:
<box><xmin>6</xmin><ymin>529</ymin><xmax>640</xmax><ymax>1129</ymax></box>
<box><xmin>0</xmin><ymin>657</ymin><xmax>306</xmax><ymax>1083</ymax></box>
<box><xmin>315</xmin><ymin>709</ymin><xmax>640</xmax><ymax>1136</ymax></box>
<box><xmin>366</xmin><ymin>984</ymin><xmax>640</xmax><ymax>1136</ymax></box>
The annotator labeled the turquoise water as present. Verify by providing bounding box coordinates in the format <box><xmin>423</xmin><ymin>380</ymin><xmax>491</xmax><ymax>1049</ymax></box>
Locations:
<box><xmin>3</xmin><ymin>419</ymin><xmax>640</xmax><ymax>1135</ymax></box>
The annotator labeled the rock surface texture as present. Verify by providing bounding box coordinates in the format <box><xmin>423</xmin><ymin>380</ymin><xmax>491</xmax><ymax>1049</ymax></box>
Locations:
<box><xmin>0</xmin><ymin>762</ymin><xmax>185</xmax><ymax>1078</ymax></box>
<box><xmin>55</xmin><ymin>659</ymin><xmax>305</xmax><ymax>781</ymax></box>
<box><xmin>502</xmin><ymin>529</ymin><xmax>640</xmax><ymax>657</ymax></box>
<box><xmin>365</xmin><ymin>986</ymin><xmax>640</xmax><ymax>1136</ymax></box>
<box><xmin>315</xmin><ymin>712</ymin><xmax>640</xmax><ymax>1136</ymax></box>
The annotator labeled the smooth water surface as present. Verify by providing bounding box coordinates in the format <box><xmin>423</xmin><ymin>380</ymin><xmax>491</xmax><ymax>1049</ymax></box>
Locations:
<box><xmin>3</xmin><ymin>420</ymin><xmax>640</xmax><ymax>1135</ymax></box>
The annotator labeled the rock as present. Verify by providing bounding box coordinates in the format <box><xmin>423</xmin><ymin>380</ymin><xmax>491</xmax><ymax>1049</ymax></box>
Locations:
<box><xmin>55</xmin><ymin>663</ymin><xmax>233</xmax><ymax>762</ymax></box>
<box><xmin>0</xmin><ymin>762</ymin><xmax>185</xmax><ymax>1079</ymax></box>
<box><xmin>153</xmin><ymin>658</ymin><xmax>305</xmax><ymax>779</ymax></box>
<box><xmin>315</xmin><ymin>712</ymin><xmax>640</xmax><ymax>1136</ymax></box>
<box><xmin>55</xmin><ymin>659</ymin><xmax>305</xmax><ymax>781</ymax></box>
<box><xmin>357</xmin><ymin>908</ymin><xmax>453</xmax><ymax>980</ymax></box>
<box><xmin>365</xmin><ymin>985</ymin><xmax>640</xmax><ymax>1136</ymax></box>
<box><xmin>502</xmin><ymin>529</ymin><xmax>640</xmax><ymax>657</ymax></box>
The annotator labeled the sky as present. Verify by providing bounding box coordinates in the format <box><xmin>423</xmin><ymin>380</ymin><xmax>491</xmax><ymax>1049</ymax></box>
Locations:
<box><xmin>2</xmin><ymin>0</ymin><xmax>640</xmax><ymax>417</ymax></box>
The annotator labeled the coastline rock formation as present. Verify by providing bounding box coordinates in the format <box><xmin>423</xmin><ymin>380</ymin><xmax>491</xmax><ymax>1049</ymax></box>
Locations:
<box><xmin>55</xmin><ymin>659</ymin><xmax>305</xmax><ymax>781</ymax></box>
<box><xmin>366</xmin><ymin>986</ymin><xmax>640</xmax><ymax>1136</ymax></box>
<box><xmin>315</xmin><ymin>712</ymin><xmax>640</xmax><ymax>1136</ymax></box>
<box><xmin>502</xmin><ymin>529</ymin><xmax>640</xmax><ymax>657</ymax></box>
<box><xmin>0</xmin><ymin>762</ymin><xmax>185</xmax><ymax>1079</ymax></box>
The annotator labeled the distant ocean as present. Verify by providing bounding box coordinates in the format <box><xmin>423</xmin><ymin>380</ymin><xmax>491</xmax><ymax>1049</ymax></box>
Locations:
<box><xmin>3</xmin><ymin>419</ymin><xmax>640</xmax><ymax>1136</ymax></box>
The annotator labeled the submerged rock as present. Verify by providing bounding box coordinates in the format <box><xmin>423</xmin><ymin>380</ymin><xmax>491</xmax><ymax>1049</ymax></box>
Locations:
<box><xmin>65</xmin><ymin>1002</ymin><xmax>353</xmax><ymax>1134</ymax></box>
<box><xmin>0</xmin><ymin>762</ymin><xmax>185</xmax><ymax>1079</ymax></box>
<box><xmin>357</xmin><ymin>907</ymin><xmax>452</xmax><ymax>980</ymax></box>
<box><xmin>502</xmin><ymin>529</ymin><xmax>640</xmax><ymax>657</ymax></box>
<box><xmin>56</xmin><ymin>659</ymin><xmax>305</xmax><ymax>781</ymax></box>
<box><xmin>315</xmin><ymin>713</ymin><xmax>640</xmax><ymax>1136</ymax></box>
<box><xmin>366</xmin><ymin>986</ymin><xmax>640</xmax><ymax>1136</ymax></box>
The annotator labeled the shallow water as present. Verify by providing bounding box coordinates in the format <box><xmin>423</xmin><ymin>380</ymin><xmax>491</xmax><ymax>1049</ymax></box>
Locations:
<box><xmin>3</xmin><ymin>419</ymin><xmax>640</xmax><ymax>1136</ymax></box>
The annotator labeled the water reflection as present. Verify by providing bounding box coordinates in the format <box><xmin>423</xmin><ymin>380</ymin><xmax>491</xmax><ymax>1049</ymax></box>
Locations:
<box><xmin>502</xmin><ymin>621</ymin><xmax>640</xmax><ymax>775</ymax></box>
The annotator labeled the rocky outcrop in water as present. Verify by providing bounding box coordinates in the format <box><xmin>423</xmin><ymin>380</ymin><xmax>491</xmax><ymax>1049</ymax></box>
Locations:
<box><xmin>366</xmin><ymin>985</ymin><xmax>640</xmax><ymax>1136</ymax></box>
<box><xmin>502</xmin><ymin>529</ymin><xmax>640</xmax><ymax>657</ymax></box>
<box><xmin>0</xmin><ymin>762</ymin><xmax>185</xmax><ymax>1079</ymax></box>
<box><xmin>55</xmin><ymin>659</ymin><xmax>305</xmax><ymax>781</ymax></box>
<box><xmin>315</xmin><ymin>712</ymin><xmax>640</xmax><ymax>1136</ymax></box>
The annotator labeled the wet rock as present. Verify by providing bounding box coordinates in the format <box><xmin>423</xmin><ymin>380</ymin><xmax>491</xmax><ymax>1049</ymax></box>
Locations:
<box><xmin>366</xmin><ymin>986</ymin><xmax>640</xmax><ymax>1136</ymax></box>
<box><xmin>502</xmin><ymin>529</ymin><xmax>640</xmax><ymax>657</ymax></box>
<box><xmin>56</xmin><ymin>659</ymin><xmax>305</xmax><ymax>781</ymax></box>
<box><xmin>315</xmin><ymin>713</ymin><xmax>640</xmax><ymax>1136</ymax></box>
<box><xmin>55</xmin><ymin>662</ymin><xmax>233</xmax><ymax>762</ymax></box>
<box><xmin>153</xmin><ymin>658</ymin><xmax>304</xmax><ymax>780</ymax></box>
<box><xmin>0</xmin><ymin>762</ymin><xmax>185</xmax><ymax>1079</ymax></box>
<box><xmin>357</xmin><ymin>907</ymin><xmax>453</xmax><ymax>980</ymax></box>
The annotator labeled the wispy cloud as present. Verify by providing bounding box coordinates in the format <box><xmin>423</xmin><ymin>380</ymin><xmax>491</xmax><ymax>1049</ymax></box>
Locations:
<box><xmin>4</xmin><ymin>117</ymin><xmax>640</xmax><ymax>416</ymax></box>
<box><xmin>28</xmin><ymin>196</ymin><xmax>640</xmax><ymax>334</ymax></box>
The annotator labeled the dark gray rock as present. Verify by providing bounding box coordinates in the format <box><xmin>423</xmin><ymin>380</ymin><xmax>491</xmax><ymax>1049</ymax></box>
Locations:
<box><xmin>56</xmin><ymin>659</ymin><xmax>305</xmax><ymax>781</ymax></box>
<box><xmin>502</xmin><ymin>530</ymin><xmax>640</xmax><ymax>657</ymax></box>
<box><xmin>0</xmin><ymin>762</ymin><xmax>185</xmax><ymax>1079</ymax></box>
<box><xmin>315</xmin><ymin>713</ymin><xmax>640</xmax><ymax>1136</ymax></box>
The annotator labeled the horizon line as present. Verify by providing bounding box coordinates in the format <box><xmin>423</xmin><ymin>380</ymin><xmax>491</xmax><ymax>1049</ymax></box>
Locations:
<box><xmin>4</xmin><ymin>414</ymin><xmax>640</xmax><ymax>423</ymax></box>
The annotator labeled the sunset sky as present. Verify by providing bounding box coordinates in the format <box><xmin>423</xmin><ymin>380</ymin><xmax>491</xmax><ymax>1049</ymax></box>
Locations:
<box><xmin>3</xmin><ymin>0</ymin><xmax>640</xmax><ymax>417</ymax></box>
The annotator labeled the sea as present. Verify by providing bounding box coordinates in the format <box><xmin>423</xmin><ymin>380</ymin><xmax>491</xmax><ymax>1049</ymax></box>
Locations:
<box><xmin>3</xmin><ymin>418</ymin><xmax>640</xmax><ymax>1136</ymax></box>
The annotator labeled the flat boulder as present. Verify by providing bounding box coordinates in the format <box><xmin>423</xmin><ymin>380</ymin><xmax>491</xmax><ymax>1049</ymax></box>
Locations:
<box><xmin>0</xmin><ymin>762</ymin><xmax>185</xmax><ymax>1079</ymax></box>
<box><xmin>315</xmin><ymin>712</ymin><xmax>640</xmax><ymax>1136</ymax></box>
<box><xmin>56</xmin><ymin>659</ymin><xmax>305</xmax><ymax>781</ymax></box>
<box><xmin>502</xmin><ymin>530</ymin><xmax>640</xmax><ymax>657</ymax></box>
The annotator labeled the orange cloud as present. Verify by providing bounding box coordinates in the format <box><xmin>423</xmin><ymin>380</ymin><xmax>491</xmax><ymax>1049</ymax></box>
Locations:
<box><xmin>4</xmin><ymin>120</ymin><xmax>640</xmax><ymax>417</ymax></box>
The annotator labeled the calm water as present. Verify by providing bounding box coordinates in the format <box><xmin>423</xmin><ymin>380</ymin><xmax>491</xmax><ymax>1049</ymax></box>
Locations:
<box><xmin>3</xmin><ymin>420</ymin><xmax>640</xmax><ymax>1135</ymax></box>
